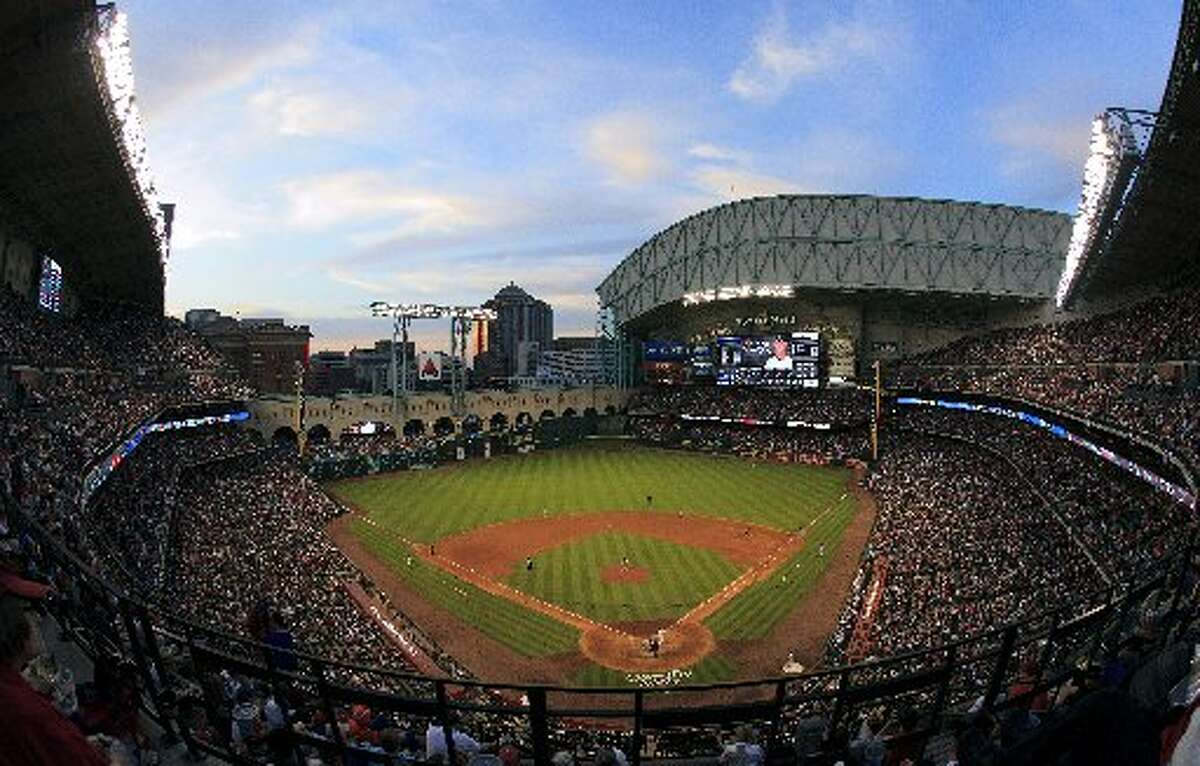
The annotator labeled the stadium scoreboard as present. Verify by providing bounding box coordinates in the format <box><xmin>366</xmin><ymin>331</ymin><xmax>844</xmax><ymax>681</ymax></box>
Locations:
<box><xmin>714</xmin><ymin>332</ymin><xmax>820</xmax><ymax>387</ymax></box>
<box><xmin>643</xmin><ymin>332</ymin><xmax>822</xmax><ymax>387</ymax></box>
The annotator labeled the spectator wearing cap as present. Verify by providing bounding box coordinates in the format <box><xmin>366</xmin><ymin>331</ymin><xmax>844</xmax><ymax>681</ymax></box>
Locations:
<box><xmin>0</xmin><ymin>570</ymin><xmax>109</xmax><ymax>765</ymax></box>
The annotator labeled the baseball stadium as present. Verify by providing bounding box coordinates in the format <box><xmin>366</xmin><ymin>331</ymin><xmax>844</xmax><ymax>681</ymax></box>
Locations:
<box><xmin>1</xmin><ymin>1</ymin><xmax>1199</xmax><ymax>765</ymax></box>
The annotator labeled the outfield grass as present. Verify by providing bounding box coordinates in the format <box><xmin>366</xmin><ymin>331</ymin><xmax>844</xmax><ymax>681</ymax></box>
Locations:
<box><xmin>332</xmin><ymin>442</ymin><xmax>859</xmax><ymax>673</ymax></box>
<box><xmin>351</xmin><ymin>517</ymin><xmax>579</xmax><ymax>657</ymax></box>
<box><xmin>329</xmin><ymin>442</ymin><xmax>852</xmax><ymax>542</ymax></box>
<box><xmin>705</xmin><ymin>494</ymin><xmax>858</xmax><ymax>640</ymax></box>
<box><xmin>504</xmin><ymin>532</ymin><xmax>741</xmax><ymax>623</ymax></box>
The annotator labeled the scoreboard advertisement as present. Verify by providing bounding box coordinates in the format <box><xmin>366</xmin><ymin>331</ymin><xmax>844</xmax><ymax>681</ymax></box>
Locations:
<box><xmin>642</xmin><ymin>332</ymin><xmax>821</xmax><ymax>387</ymax></box>
<box><xmin>714</xmin><ymin>332</ymin><xmax>820</xmax><ymax>387</ymax></box>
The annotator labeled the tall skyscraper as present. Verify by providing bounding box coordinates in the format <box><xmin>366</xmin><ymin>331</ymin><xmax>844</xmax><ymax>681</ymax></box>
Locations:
<box><xmin>480</xmin><ymin>283</ymin><xmax>553</xmax><ymax>378</ymax></box>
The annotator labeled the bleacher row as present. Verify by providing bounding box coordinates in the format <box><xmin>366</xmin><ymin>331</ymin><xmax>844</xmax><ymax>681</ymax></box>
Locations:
<box><xmin>3</xmin><ymin>281</ymin><xmax>1200</xmax><ymax>763</ymax></box>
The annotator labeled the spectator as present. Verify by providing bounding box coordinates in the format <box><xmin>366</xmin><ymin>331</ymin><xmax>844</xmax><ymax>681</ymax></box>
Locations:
<box><xmin>426</xmin><ymin>714</ymin><xmax>484</xmax><ymax>761</ymax></box>
<box><xmin>0</xmin><ymin>574</ymin><xmax>109</xmax><ymax>765</ymax></box>
<box><xmin>719</xmin><ymin>724</ymin><xmax>764</xmax><ymax>765</ymax></box>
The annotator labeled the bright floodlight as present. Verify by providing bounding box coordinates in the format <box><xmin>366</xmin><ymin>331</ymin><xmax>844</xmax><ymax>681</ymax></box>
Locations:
<box><xmin>1055</xmin><ymin>113</ymin><xmax>1136</xmax><ymax>308</ymax></box>
<box><xmin>94</xmin><ymin>9</ymin><xmax>167</xmax><ymax>258</ymax></box>
<box><xmin>682</xmin><ymin>284</ymin><xmax>795</xmax><ymax>305</ymax></box>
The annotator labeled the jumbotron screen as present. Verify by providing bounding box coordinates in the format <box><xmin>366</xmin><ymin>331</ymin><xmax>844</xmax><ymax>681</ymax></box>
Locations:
<box><xmin>714</xmin><ymin>332</ymin><xmax>820</xmax><ymax>387</ymax></box>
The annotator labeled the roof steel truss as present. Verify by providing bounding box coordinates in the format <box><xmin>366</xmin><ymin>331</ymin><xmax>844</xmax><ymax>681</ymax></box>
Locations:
<box><xmin>597</xmin><ymin>195</ymin><xmax>1070</xmax><ymax>326</ymax></box>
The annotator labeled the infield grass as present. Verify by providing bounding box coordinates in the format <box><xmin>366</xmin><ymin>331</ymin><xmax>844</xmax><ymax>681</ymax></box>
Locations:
<box><xmin>505</xmin><ymin>532</ymin><xmax>741</xmax><ymax>623</ymax></box>
<box><xmin>328</xmin><ymin>441</ymin><xmax>859</xmax><ymax>670</ymax></box>
<box><xmin>350</xmin><ymin>517</ymin><xmax>579</xmax><ymax>657</ymax></box>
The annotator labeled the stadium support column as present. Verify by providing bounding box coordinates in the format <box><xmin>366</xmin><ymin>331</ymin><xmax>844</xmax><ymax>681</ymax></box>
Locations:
<box><xmin>389</xmin><ymin>313</ymin><xmax>412</xmax><ymax>418</ymax></box>
<box><xmin>294</xmin><ymin>359</ymin><xmax>307</xmax><ymax>453</ymax></box>
<box><xmin>871</xmin><ymin>360</ymin><xmax>881</xmax><ymax>461</ymax></box>
<box><xmin>618</xmin><ymin>328</ymin><xmax>633</xmax><ymax>389</ymax></box>
<box><xmin>597</xmin><ymin>305</ymin><xmax>629</xmax><ymax>389</ymax></box>
<box><xmin>449</xmin><ymin>314</ymin><xmax>471</xmax><ymax>417</ymax></box>
<box><xmin>391</xmin><ymin>316</ymin><xmax>399</xmax><ymax>413</ymax></box>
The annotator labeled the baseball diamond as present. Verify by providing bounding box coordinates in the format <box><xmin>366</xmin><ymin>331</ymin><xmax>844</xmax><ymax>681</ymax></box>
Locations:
<box><xmin>325</xmin><ymin>440</ymin><xmax>869</xmax><ymax>685</ymax></box>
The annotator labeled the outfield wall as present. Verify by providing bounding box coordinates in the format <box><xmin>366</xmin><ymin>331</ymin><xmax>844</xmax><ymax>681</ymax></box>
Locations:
<box><xmin>246</xmin><ymin>387</ymin><xmax>630</xmax><ymax>441</ymax></box>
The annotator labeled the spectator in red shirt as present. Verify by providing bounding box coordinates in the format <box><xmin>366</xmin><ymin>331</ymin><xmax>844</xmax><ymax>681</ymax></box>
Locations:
<box><xmin>0</xmin><ymin>571</ymin><xmax>109</xmax><ymax>766</ymax></box>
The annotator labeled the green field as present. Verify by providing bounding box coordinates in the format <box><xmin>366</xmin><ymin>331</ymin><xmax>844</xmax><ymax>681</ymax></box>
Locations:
<box><xmin>505</xmin><ymin>532</ymin><xmax>741</xmax><ymax>623</ymax></box>
<box><xmin>327</xmin><ymin>441</ymin><xmax>860</xmax><ymax>684</ymax></box>
<box><xmin>351</xmin><ymin>517</ymin><xmax>580</xmax><ymax>656</ymax></box>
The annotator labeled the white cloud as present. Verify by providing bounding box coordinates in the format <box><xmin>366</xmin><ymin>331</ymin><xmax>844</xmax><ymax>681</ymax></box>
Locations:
<box><xmin>171</xmin><ymin>226</ymin><xmax>240</xmax><ymax>252</ymax></box>
<box><xmin>249</xmin><ymin>87</ymin><xmax>367</xmax><ymax>137</ymax></box>
<box><xmin>729</xmin><ymin>9</ymin><xmax>893</xmax><ymax>103</ymax></box>
<box><xmin>688</xmin><ymin>143</ymin><xmax>745</xmax><ymax>163</ymax></box>
<box><xmin>326</xmin><ymin>266</ymin><xmax>380</xmax><ymax>293</ymax></box>
<box><xmin>985</xmin><ymin>104</ymin><xmax>1091</xmax><ymax>170</ymax></box>
<box><xmin>324</xmin><ymin>257</ymin><xmax>609</xmax><ymax>315</ymax></box>
<box><xmin>980</xmin><ymin>94</ymin><xmax>1093</xmax><ymax>205</ymax></box>
<box><xmin>541</xmin><ymin>292</ymin><xmax>599</xmax><ymax>311</ymax></box>
<box><xmin>281</xmin><ymin>171</ymin><xmax>495</xmax><ymax>233</ymax></box>
<box><xmin>690</xmin><ymin>165</ymin><xmax>807</xmax><ymax>200</ymax></box>
<box><xmin>138</xmin><ymin>22</ymin><xmax>319</xmax><ymax>122</ymax></box>
<box><xmin>582</xmin><ymin>110</ymin><xmax>671</xmax><ymax>186</ymax></box>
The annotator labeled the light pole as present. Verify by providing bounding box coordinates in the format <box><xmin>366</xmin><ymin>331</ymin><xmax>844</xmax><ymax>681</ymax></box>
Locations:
<box><xmin>293</xmin><ymin>359</ymin><xmax>307</xmax><ymax>453</ymax></box>
<box><xmin>872</xmin><ymin>359</ymin><xmax>882</xmax><ymax>461</ymax></box>
<box><xmin>370</xmin><ymin>302</ymin><xmax>497</xmax><ymax>420</ymax></box>
<box><xmin>370</xmin><ymin>302</ymin><xmax>440</xmax><ymax>417</ymax></box>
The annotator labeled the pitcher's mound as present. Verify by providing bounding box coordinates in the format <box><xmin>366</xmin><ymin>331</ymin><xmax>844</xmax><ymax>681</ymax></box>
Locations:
<box><xmin>601</xmin><ymin>565</ymin><xmax>649</xmax><ymax>584</ymax></box>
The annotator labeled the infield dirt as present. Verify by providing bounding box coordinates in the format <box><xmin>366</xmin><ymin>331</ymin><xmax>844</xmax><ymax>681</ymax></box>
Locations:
<box><xmin>328</xmin><ymin>477</ymin><xmax>876</xmax><ymax>683</ymax></box>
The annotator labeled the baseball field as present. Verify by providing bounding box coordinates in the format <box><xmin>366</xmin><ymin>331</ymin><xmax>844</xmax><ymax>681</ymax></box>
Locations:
<box><xmin>325</xmin><ymin>439</ymin><xmax>871</xmax><ymax>687</ymax></box>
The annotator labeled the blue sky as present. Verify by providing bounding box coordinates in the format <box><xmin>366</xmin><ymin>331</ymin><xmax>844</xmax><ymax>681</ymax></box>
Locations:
<box><xmin>123</xmin><ymin>0</ymin><xmax>1182</xmax><ymax>351</ymax></box>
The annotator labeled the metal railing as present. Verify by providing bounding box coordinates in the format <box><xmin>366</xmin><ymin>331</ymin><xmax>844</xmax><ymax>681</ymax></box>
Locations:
<box><xmin>10</xmin><ymin>489</ymin><xmax>1196</xmax><ymax>765</ymax></box>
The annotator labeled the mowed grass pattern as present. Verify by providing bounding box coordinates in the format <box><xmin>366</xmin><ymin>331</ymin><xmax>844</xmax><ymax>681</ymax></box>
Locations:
<box><xmin>705</xmin><ymin>494</ymin><xmax>858</xmax><ymax>640</ymax></box>
<box><xmin>505</xmin><ymin>533</ymin><xmax>741</xmax><ymax>623</ymax></box>
<box><xmin>351</xmin><ymin>518</ymin><xmax>579</xmax><ymax>657</ymax></box>
<box><xmin>333</xmin><ymin>442</ymin><xmax>861</xmax><ymax>669</ymax></box>
<box><xmin>329</xmin><ymin>442</ymin><xmax>852</xmax><ymax>542</ymax></box>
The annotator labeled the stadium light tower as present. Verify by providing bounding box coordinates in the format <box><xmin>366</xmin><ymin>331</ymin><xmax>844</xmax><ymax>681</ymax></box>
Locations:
<box><xmin>444</xmin><ymin>306</ymin><xmax>497</xmax><ymax>415</ymax></box>
<box><xmin>369</xmin><ymin>302</ymin><xmax>496</xmax><ymax>417</ymax></box>
<box><xmin>370</xmin><ymin>302</ymin><xmax>436</xmax><ymax>415</ymax></box>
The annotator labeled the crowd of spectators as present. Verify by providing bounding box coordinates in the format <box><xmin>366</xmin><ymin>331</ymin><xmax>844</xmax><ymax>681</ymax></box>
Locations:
<box><xmin>167</xmin><ymin>452</ymin><xmax>403</xmax><ymax>671</ymax></box>
<box><xmin>827</xmin><ymin>434</ymin><xmax>1101</xmax><ymax>661</ymax></box>
<box><xmin>628</xmin><ymin>385</ymin><xmax>873</xmax><ymax>428</ymax></box>
<box><xmin>0</xmin><ymin>292</ymin><xmax>750</xmax><ymax>763</ymax></box>
<box><xmin>627</xmin><ymin>385</ymin><xmax>874</xmax><ymax>466</ymax></box>
<box><xmin>891</xmin><ymin>286</ymin><xmax>1200</xmax><ymax>467</ymax></box>
<box><xmin>893</xmin><ymin>364</ymin><xmax>1200</xmax><ymax>468</ymax></box>
<box><xmin>5</xmin><ymin>278</ymin><xmax>1200</xmax><ymax>763</ymax></box>
<box><xmin>631</xmin><ymin>416</ymin><xmax>869</xmax><ymax>465</ymax></box>
<box><xmin>902</xmin><ymin>287</ymin><xmax>1200</xmax><ymax>367</ymax></box>
<box><xmin>304</xmin><ymin>433</ymin><xmax>447</xmax><ymax>481</ymax></box>
<box><xmin>893</xmin><ymin>406</ymin><xmax>1193</xmax><ymax>584</ymax></box>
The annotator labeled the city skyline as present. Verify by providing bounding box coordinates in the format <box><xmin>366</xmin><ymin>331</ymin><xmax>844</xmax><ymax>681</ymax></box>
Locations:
<box><xmin>123</xmin><ymin>1</ymin><xmax>1184</xmax><ymax>351</ymax></box>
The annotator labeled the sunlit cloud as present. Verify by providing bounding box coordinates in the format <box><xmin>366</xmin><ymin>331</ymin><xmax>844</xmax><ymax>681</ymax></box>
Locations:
<box><xmin>691</xmin><ymin>166</ymin><xmax>807</xmax><ymax>200</ymax></box>
<box><xmin>128</xmin><ymin>0</ymin><xmax>1178</xmax><ymax>351</ymax></box>
<box><xmin>729</xmin><ymin>8</ymin><xmax>896</xmax><ymax>103</ymax></box>
<box><xmin>581</xmin><ymin>110</ymin><xmax>673</xmax><ymax>186</ymax></box>
<box><xmin>688</xmin><ymin>143</ymin><xmax>746</xmax><ymax>163</ymax></box>
<box><xmin>249</xmin><ymin>87</ymin><xmax>368</xmax><ymax>137</ymax></box>
<box><xmin>281</xmin><ymin>172</ymin><xmax>495</xmax><ymax>233</ymax></box>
